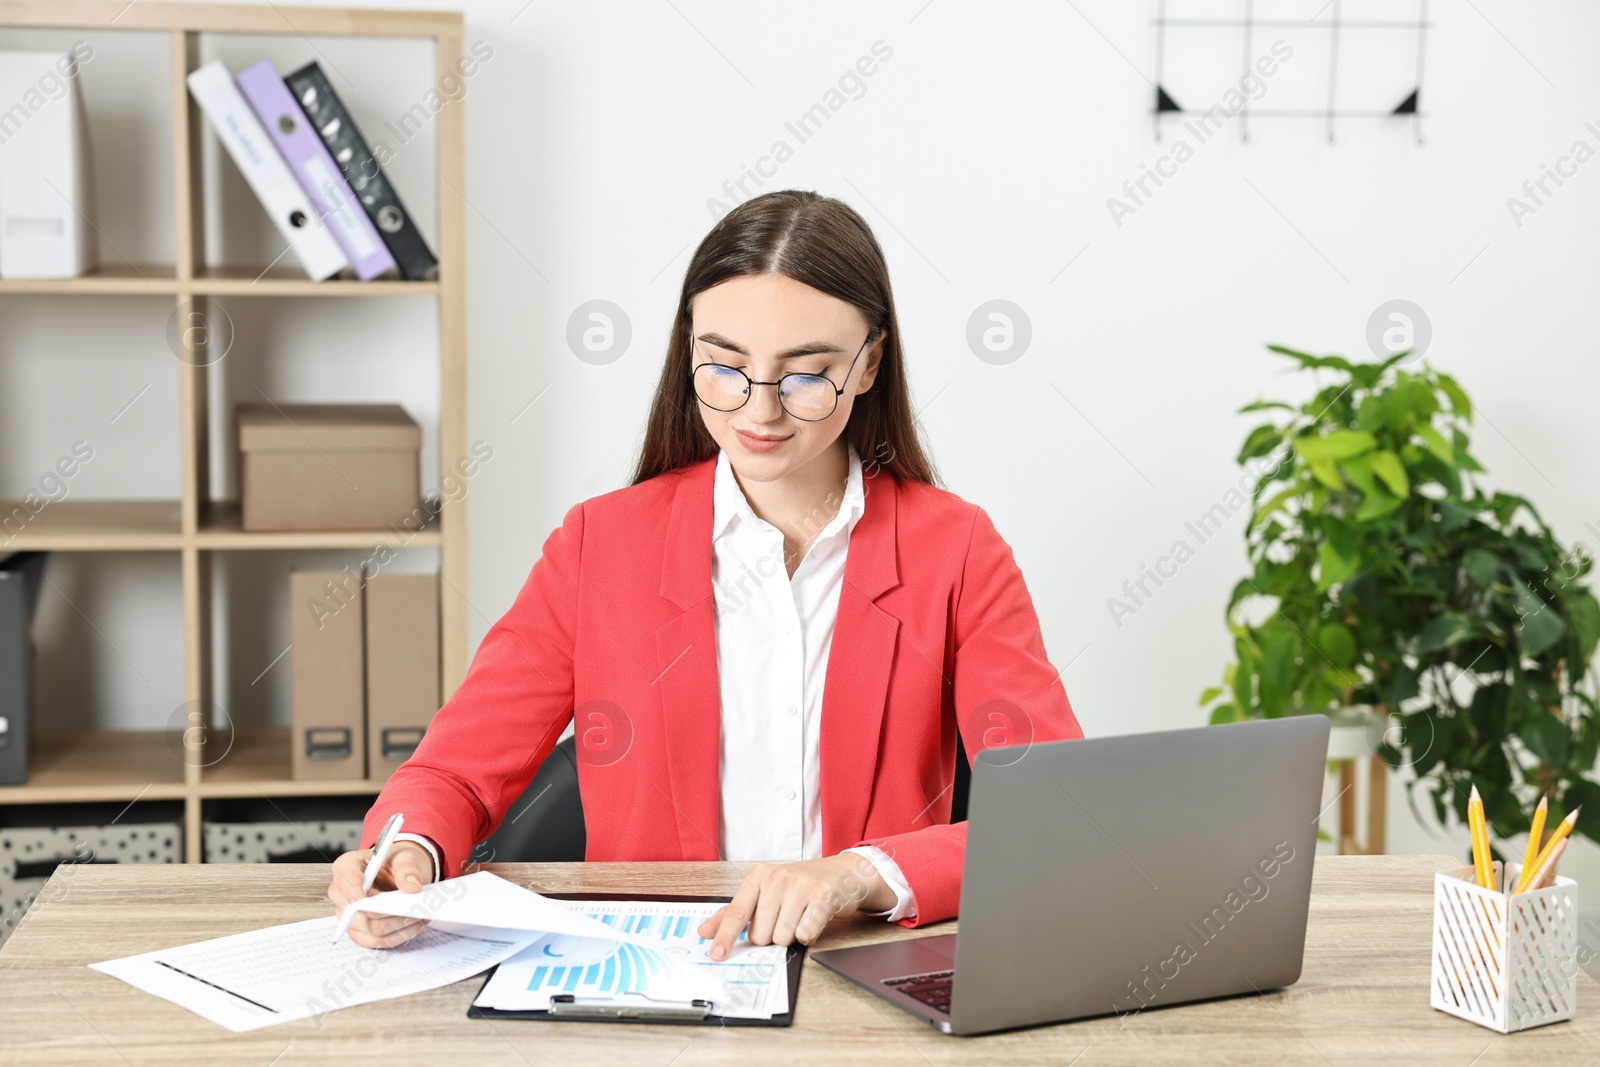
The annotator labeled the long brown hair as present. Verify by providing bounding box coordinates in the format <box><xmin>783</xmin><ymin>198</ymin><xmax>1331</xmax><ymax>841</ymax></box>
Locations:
<box><xmin>630</xmin><ymin>190</ymin><xmax>940</xmax><ymax>487</ymax></box>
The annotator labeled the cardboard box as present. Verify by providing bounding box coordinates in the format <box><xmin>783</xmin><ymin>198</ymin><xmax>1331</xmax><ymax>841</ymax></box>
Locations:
<box><xmin>237</xmin><ymin>403</ymin><xmax>422</xmax><ymax>532</ymax></box>
<box><xmin>364</xmin><ymin>574</ymin><xmax>440</xmax><ymax>782</ymax></box>
<box><xmin>289</xmin><ymin>570</ymin><xmax>366</xmax><ymax>780</ymax></box>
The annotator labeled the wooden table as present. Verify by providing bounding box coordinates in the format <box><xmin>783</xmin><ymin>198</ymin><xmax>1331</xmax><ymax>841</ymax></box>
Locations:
<box><xmin>1</xmin><ymin>854</ymin><xmax>1597</xmax><ymax>1065</ymax></box>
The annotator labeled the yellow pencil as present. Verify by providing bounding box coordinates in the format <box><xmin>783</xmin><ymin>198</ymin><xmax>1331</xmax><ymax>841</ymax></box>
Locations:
<box><xmin>1516</xmin><ymin>807</ymin><xmax>1580</xmax><ymax>893</ymax></box>
<box><xmin>1468</xmin><ymin>786</ymin><xmax>1492</xmax><ymax>890</ymax></box>
<box><xmin>1521</xmin><ymin>837</ymin><xmax>1568</xmax><ymax>894</ymax></box>
<box><xmin>1517</xmin><ymin>794</ymin><xmax>1549</xmax><ymax>893</ymax></box>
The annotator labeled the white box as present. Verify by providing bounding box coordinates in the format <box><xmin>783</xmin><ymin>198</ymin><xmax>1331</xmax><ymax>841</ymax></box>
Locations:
<box><xmin>0</xmin><ymin>49</ymin><xmax>99</xmax><ymax>278</ymax></box>
<box><xmin>1431</xmin><ymin>861</ymin><xmax>1579</xmax><ymax>1033</ymax></box>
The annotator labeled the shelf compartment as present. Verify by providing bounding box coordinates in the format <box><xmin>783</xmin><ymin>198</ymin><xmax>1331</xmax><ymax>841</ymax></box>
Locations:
<box><xmin>196</xmin><ymin>502</ymin><xmax>442</xmax><ymax>549</ymax></box>
<box><xmin>0</xmin><ymin>500</ymin><xmax>183</xmax><ymax>550</ymax></box>
<box><xmin>0</xmin><ymin>730</ymin><xmax>188</xmax><ymax>805</ymax></box>
<box><xmin>199</xmin><ymin>726</ymin><xmax>387</xmax><ymax>798</ymax></box>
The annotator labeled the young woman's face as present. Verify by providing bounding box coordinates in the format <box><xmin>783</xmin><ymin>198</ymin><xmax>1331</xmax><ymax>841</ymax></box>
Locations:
<box><xmin>688</xmin><ymin>273</ymin><xmax>882</xmax><ymax>485</ymax></box>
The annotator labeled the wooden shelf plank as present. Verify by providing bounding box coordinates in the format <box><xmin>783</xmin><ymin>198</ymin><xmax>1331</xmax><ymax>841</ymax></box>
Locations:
<box><xmin>0</xmin><ymin>264</ymin><xmax>176</xmax><ymax>296</ymax></box>
<box><xmin>196</xmin><ymin>502</ymin><xmax>442</xmax><ymax>549</ymax></box>
<box><xmin>0</xmin><ymin>500</ymin><xmax>183</xmax><ymax>551</ymax></box>
<box><xmin>1</xmin><ymin>1</ymin><xmax>461</xmax><ymax>37</ymax></box>
<box><xmin>191</xmin><ymin>265</ymin><xmax>440</xmax><ymax>297</ymax></box>
<box><xmin>0</xmin><ymin>265</ymin><xmax>440</xmax><ymax>298</ymax></box>
<box><xmin>200</xmin><ymin>727</ymin><xmax>387</xmax><ymax>797</ymax></box>
<box><xmin>0</xmin><ymin>731</ymin><xmax>189</xmax><ymax>805</ymax></box>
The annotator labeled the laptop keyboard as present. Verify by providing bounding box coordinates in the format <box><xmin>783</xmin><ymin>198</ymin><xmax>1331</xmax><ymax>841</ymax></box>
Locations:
<box><xmin>883</xmin><ymin>970</ymin><xmax>953</xmax><ymax>1015</ymax></box>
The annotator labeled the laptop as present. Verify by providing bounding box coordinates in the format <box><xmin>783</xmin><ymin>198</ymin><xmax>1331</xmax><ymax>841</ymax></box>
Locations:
<box><xmin>812</xmin><ymin>716</ymin><xmax>1331</xmax><ymax>1035</ymax></box>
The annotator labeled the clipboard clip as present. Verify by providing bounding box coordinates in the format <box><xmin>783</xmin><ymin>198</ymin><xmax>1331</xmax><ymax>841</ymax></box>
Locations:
<box><xmin>547</xmin><ymin>995</ymin><xmax>713</xmax><ymax>1020</ymax></box>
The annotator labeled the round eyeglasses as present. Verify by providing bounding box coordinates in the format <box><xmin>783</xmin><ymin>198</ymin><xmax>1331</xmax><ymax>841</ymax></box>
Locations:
<box><xmin>690</xmin><ymin>328</ymin><xmax>876</xmax><ymax>422</ymax></box>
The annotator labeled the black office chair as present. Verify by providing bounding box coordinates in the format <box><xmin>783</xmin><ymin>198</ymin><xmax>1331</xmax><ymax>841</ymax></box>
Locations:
<box><xmin>473</xmin><ymin>735</ymin><xmax>587</xmax><ymax>863</ymax></box>
<box><xmin>474</xmin><ymin>730</ymin><xmax>973</xmax><ymax>865</ymax></box>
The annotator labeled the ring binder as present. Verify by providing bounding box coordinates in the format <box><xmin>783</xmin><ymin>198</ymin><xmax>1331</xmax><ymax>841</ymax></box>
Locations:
<box><xmin>546</xmin><ymin>996</ymin><xmax>713</xmax><ymax>1020</ymax></box>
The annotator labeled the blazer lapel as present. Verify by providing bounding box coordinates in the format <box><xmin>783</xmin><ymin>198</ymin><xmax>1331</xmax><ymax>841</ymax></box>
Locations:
<box><xmin>819</xmin><ymin>467</ymin><xmax>901</xmax><ymax>853</ymax></box>
<box><xmin>655</xmin><ymin>458</ymin><xmax>723</xmax><ymax>861</ymax></box>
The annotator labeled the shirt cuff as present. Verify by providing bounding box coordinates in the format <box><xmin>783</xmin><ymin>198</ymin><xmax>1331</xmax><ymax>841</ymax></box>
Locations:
<box><xmin>842</xmin><ymin>845</ymin><xmax>918</xmax><ymax>922</ymax></box>
<box><xmin>393</xmin><ymin>832</ymin><xmax>440</xmax><ymax>884</ymax></box>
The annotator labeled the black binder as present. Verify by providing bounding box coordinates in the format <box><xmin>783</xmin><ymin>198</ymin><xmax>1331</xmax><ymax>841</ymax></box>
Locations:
<box><xmin>466</xmin><ymin>892</ymin><xmax>806</xmax><ymax>1027</ymax></box>
<box><xmin>0</xmin><ymin>552</ymin><xmax>47</xmax><ymax>787</ymax></box>
<box><xmin>284</xmin><ymin>61</ymin><xmax>439</xmax><ymax>281</ymax></box>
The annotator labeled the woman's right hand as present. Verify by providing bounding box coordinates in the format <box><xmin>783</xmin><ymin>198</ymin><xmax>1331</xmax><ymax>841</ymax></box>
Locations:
<box><xmin>327</xmin><ymin>840</ymin><xmax>435</xmax><ymax>949</ymax></box>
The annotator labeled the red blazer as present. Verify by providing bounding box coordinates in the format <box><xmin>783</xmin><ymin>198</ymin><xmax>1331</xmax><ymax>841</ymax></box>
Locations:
<box><xmin>362</xmin><ymin>454</ymin><xmax>1083</xmax><ymax>926</ymax></box>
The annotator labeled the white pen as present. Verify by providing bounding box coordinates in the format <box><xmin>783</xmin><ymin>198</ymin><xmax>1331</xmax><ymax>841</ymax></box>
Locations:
<box><xmin>332</xmin><ymin>812</ymin><xmax>405</xmax><ymax>944</ymax></box>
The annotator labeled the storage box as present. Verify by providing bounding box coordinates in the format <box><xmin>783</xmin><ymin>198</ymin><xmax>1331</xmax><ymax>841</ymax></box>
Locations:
<box><xmin>237</xmin><ymin>403</ymin><xmax>422</xmax><ymax>531</ymax></box>
<box><xmin>290</xmin><ymin>570</ymin><xmax>366</xmax><ymax>780</ymax></box>
<box><xmin>1</xmin><ymin>802</ymin><xmax>182</xmax><ymax>947</ymax></box>
<box><xmin>1431</xmin><ymin>860</ymin><xmax>1580</xmax><ymax>1033</ymax></box>
<box><xmin>365</xmin><ymin>573</ymin><xmax>440</xmax><ymax>782</ymax></box>
<box><xmin>202</xmin><ymin>795</ymin><xmax>370</xmax><ymax>863</ymax></box>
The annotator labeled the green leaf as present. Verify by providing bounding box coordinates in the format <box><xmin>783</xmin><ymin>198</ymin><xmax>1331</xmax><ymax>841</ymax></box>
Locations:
<box><xmin>1237</xmin><ymin>423</ymin><xmax>1283</xmax><ymax>463</ymax></box>
<box><xmin>1462</xmin><ymin>549</ymin><xmax>1501</xmax><ymax>588</ymax></box>
<box><xmin>1267</xmin><ymin>344</ymin><xmax>1354</xmax><ymax>372</ymax></box>
<box><xmin>1436</xmin><ymin>372</ymin><xmax>1472</xmax><ymax>420</ymax></box>
<box><xmin>1519</xmin><ymin>708</ymin><xmax>1569</xmax><ymax>767</ymax></box>
<box><xmin>1316</xmin><ymin>622</ymin><xmax>1358</xmax><ymax>668</ymax></box>
<box><xmin>1238</xmin><ymin>399</ymin><xmax>1298</xmax><ymax>414</ymax></box>
<box><xmin>1355</xmin><ymin>485</ymin><xmax>1404</xmax><ymax>522</ymax></box>
<box><xmin>1519</xmin><ymin>599</ymin><xmax>1567</xmax><ymax>658</ymax></box>
<box><xmin>1295</xmin><ymin>429</ymin><xmax>1378</xmax><ymax>463</ymax></box>
<box><xmin>1340</xmin><ymin>453</ymin><xmax>1379</xmax><ymax>497</ymax></box>
<box><xmin>1308</xmin><ymin>457</ymin><xmax>1343</xmax><ymax>490</ymax></box>
<box><xmin>1415</xmin><ymin>424</ymin><xmax>1454</xmax><ymax>465</ymax></box>
<box><xmin>1419</xmin><ymin>613</ymin><xmax>1475</xmax><ymax>653</ymax></box>
<box><xmin>1370</xmin><ymin>450</ymin><xmax>1410</xmax><ymax>498</ymax></box>
<box><xmin>1316</xmin><ymin>541</ymin><xmax>1358</xmax><ymax>591</ymax></box>
<box><xmin>1199</xmin><ymin>686</ymin><xmax>1224</xmax><ymax>706</ymax></box>
<box><xmin>1208</xmin><ymin>702</ymin><xmax>1244</xmax><ymax>725</ymax></box>
<box><xmin>1259</xmin><ymin>629</ymin><xmax>1298</xmax><ymax>715</ymax></box>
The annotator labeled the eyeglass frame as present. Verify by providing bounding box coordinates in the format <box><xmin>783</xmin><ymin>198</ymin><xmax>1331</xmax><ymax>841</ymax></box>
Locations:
<box><xmin>688</xmin><ymin>326</ymin><xmax>880</xmax><ymax>422</ymax></box>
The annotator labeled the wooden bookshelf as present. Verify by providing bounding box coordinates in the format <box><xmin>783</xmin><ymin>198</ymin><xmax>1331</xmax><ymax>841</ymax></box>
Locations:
<box><xmin>0</xmin><ymin>2</ymin><xmax>470</xmax><ymax>862</ymax></box>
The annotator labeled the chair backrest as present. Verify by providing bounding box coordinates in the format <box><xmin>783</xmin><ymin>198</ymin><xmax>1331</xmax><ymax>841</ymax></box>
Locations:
<box><xmin>473</xmin><ymin>734</ymin><xmax>586</xmax><ymax>863</ymax></box>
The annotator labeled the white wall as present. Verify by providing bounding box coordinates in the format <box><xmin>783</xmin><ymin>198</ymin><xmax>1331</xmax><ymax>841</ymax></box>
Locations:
<box><xmin>4</xmin><ymin>1</ymin><xmax>1598</xmax><ymax>879</ymax></box>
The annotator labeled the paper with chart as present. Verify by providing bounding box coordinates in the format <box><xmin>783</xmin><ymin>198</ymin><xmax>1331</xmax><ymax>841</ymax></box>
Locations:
<box><xmin>90</xmin><ymin>915</ymin><xmax>532</xmax><ymax>1033</ymax></box>
<box><xmin>90</xmin><ymin>871</ymin><xmax>736</xmax><ymax>1030</ymax></box>
<box><xmin>472</xmin><ymin>898</ymin><xmax>791</xmax><ymax>1019</ymax></box>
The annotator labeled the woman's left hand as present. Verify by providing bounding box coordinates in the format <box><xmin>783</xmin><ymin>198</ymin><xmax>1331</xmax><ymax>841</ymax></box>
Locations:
<box><xmin>697</xmin><ymin>853</ymin><xmax>895</xmax><ymax>960</ymax></box>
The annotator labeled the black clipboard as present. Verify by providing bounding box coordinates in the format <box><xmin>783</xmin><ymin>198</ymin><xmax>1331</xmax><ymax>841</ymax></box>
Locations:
<box><xmin>465</xmin><ymin>892</ymin><xmax>806</xmax><ymax>1027</ymax></box>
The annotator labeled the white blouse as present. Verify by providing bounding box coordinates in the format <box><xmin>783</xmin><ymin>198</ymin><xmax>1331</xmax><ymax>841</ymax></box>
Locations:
<box><xmin>710</xmin><ymin>442</ymin><xmax>915</xmax><ymax>921</ymax></box>
<box><xmin>402</xmin><ymin>442</ymin><xmax>917</xmax><ymax>921</ymax></box>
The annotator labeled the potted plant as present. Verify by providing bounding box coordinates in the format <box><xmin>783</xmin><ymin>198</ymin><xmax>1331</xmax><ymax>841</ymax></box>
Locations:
<box><xmin>1201</xmin><ymin>345</ymin><xmax>1600</xmax><ymax>854</ymax></box>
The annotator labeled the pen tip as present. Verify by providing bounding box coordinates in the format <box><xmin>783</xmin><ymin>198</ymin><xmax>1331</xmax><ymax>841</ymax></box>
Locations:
<box><xmin>1470</xmin><ymin>784</ymin><xmax>1481</xmax><ymax>802</ymax></box>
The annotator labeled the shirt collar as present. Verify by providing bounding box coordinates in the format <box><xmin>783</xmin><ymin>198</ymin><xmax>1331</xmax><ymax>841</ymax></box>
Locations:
<box><xmin>713</xmin><ymin>442</ymin><xmax>865</xmax><ymax>544</ymax></box>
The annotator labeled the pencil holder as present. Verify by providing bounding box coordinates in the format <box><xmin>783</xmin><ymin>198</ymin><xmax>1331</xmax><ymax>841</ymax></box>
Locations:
<box><xmin>1430</xmin><ymin>860</ymin><xmax>1579</xmax><ymax>1033</ymax></box>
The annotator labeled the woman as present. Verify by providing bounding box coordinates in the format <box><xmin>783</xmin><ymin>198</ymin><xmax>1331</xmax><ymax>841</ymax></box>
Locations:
<box><xmin>327</xmin><ymin>190</ymin><xmax>1082</xmax><ymax>960</ymax></box>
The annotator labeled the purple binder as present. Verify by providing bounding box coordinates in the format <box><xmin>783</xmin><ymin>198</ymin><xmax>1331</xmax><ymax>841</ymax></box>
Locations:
<box><xmin>235</xmin><ymin>60</ymin><xmax>396</xmax><ymax>281</ymax></box>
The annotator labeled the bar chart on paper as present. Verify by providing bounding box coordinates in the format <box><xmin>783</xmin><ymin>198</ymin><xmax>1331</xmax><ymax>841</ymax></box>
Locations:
<box><xmin>473</xmin><ymin>900</ymin><xmax>790</xmax><ymax>1018</ymax></box>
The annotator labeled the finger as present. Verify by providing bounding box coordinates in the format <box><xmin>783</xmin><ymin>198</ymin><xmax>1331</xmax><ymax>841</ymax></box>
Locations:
<box><xmin>696</xmin><ymin>905</ymin><xmax>728</xmax><ymax>940</ymax></box>
<box><xmin>382</xmin><ymin>845</ymin><xmax>432</xmax><ymax>893</ymax></box>
<box><xmin>793</xmin><ymin>899</ymin><xmax>831</xmax><ymax>944</ymax></box>
<box><xmin>349</xmin><ymin>917</ymin><xmax>427</xmax><ymax>950</ymax></box>
<box><xmin>711</xmin><ymin>872</ymin><xmax>763</xmax><ymax>961</ymax></box>
<box><xmin>769</xmin><ymin>889</ymin><xmax>813</xmax><ymax>947</ymax></box>
<box><xmin>328</xmin><ymin>849</ymin><xmax>374</xmax><ymax>910</ymax></box>
<box><xmin>746</xmin><ymin>877</ymin><xmax>788</xmax><ymax>947</ymax></box>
